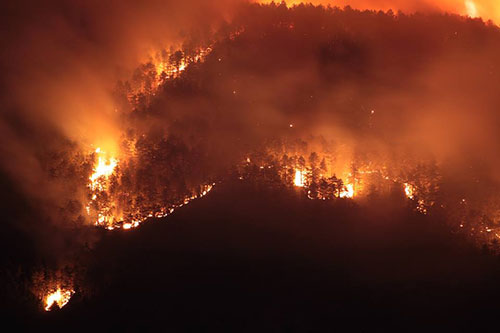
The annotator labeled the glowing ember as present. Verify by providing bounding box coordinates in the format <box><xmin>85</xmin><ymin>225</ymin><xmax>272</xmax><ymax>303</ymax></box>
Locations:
<box><xmin>44</xmin><ymin>288</ymin><xmax>74</xmax><ymax>311</ymax></box>
<box><xmin>404</xmin><ymin>183</ymin><xmax>415</xmax><ymax>200</ymax></box>
<box><xmin>117</xmin><ymin>183</ymin><xmax>215</xmax><ymax>230</ymax></box>
<box><xmin>417</xmin><ymin>199</ymin><xmax>428</xmax><ymax>214</ymax></box>
<box><xmin>403</xmin><ymin>183</ymin><xmax>427</xmax><ymax>214</ymax></box>
<box><xmin>294</xmin><ymin>169</ymin><xmax>305</xmax><ymax>187</ymax></box>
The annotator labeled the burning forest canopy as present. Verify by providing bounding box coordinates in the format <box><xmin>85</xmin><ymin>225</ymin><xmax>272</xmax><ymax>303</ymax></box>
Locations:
<box><xmin>2</xmin><ymin>0</ymin><xmax>500</xmax><ymax>326</ymax></box>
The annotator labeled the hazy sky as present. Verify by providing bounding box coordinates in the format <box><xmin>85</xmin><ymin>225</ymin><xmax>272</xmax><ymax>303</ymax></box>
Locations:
<box><xmin>260</xmin><ymin>0</ymin><xmax>500</xmax><ymax>23</ymax></box>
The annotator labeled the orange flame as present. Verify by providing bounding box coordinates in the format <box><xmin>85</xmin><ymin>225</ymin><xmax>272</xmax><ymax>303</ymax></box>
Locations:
<box><xmin>404</xmin><ymin>183</ymin><xmax>415</xmax><ymax>200</ymax></box>
<box><xmin>294</xmin><ymin>169</ymin><xmax>305</xmax><ymax>187</ymax></box>
<box><xmin>89</xmin><ymin>148</ymin><xmax>118</xmax><ymax>190</ymax></box>
<box><xmin>340</xmin><ymin>183</ymin><xmax>354</xmax><ymax>198</ymax></box>
<box><xmin>44</xmin><ymin>288</ymin><xmax>74</xmax><ymax>311</ymax></box>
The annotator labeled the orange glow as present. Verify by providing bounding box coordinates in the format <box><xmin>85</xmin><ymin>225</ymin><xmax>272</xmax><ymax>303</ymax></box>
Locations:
<box><xmin>44</xmin><ymin>288</ymin><xmax>74</xmax><ymax>311</ymax></box>
<box><xmin>150</xmin><ymin>46</ymin><xmax>213</xmax><ymax>86</ymax></box>
<box><xmin>465</xmin><ymin>0</ymin><xmax>478</xmax><ymax>17</ymax></box>
<box><xmin>340</xmin><ymin>183</ymin><xmax>354</xmax><ymax>198</ymax></box>
<box><xmin>86</xmin><ymin>147</ymin><xmax>120</xmax><ymax>228</ymax></box>
<box><xmin>89</xmin><ymin>148</ymin><xmax>118</xmax><ymax>191</ymax></box>
<box><xmin>84</xmin><ymin>43</ymin><xmax>217</xmax><ymax>232</ymax></box>
<box><xmin>294</xmin><ymin>169</ymin><xmax>305</xmax><ymax>187</ymax></box>
<box><xmin>257</xmin><ymin>0</ymin><xmax>500</xmax><ymax>25</ymax></box>
<box><xmin>404</xmin><ymin>183</ymin><xmax>415</xmax><ymax>200</ymax></box>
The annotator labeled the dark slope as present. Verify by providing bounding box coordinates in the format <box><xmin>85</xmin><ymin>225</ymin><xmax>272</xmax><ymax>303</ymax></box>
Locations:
<box><xmin>38</xmin><ymin>182</ymin><xmax>500</xmax><ymax>331</ymax></box>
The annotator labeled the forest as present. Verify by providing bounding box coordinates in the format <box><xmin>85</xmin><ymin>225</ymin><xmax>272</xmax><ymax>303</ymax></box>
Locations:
<box><xmin>2</xmin><ymin>2</ymin><xmax>500</xmax><ymax>329</ymax></box>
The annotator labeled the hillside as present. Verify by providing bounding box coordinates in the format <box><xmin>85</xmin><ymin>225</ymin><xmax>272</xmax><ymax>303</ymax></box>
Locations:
<box><xmin>30</xmin><ymin>181</ymin><xmax>500</xmax><ymax>331</ymax></box>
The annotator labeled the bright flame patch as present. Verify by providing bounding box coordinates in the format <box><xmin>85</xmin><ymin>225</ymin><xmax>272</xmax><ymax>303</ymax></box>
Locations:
<box><xmin>340</xmin><ymin>183</ymin><xmax>354</xmax><ymax>198</ymax></box>
<box><xmin>294</xmin><ymin>169</ymin><xmax>305</xmax><ymax>187</ymax></box>
<box><xmin>465</xmin><ymin>0</ymin><xmax>478</xmax><ymax>17</ymax></box>
<box><xmin>44</xmin><ymin>288</ymin><xmax>74</xmax><ymax>311</ymax></box>
<box><xmin>89</xmin><ymin>148</ymin><xmax>118</xmax><ymax>190</ymax></box>
<box><xmin>404</xmin><ymin>183</ymin><xmax>415</xmax><ymax>200</ymax></box>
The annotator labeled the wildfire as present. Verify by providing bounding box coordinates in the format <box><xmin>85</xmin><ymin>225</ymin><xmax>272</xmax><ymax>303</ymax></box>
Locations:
<box><xmin>258</xmin><ymin>0</ymin><xmax>499</xmax><ymax>25</ymax></box>
<box><xmin>152</xmin><ymin>46</ymin><xmax>212</xmax><ymax>84</ymax></box>
<box><xmin>340</xmin><ymin>183</ymin><xmax>354</xmax><ymax>198</ymax></box>
<box><xmin>239</xmin><ymin>151</ymin><xmax>441</xmax><ymax>210</ymax></box>
<box><xmin>87</xmin><ymin>153</ymin><xmax>215</xmax><ymax>232</ymax></box>
<box><xmin>85</xmin><ymin>144</ymin><xmax>215</xmax><ymax>230</ymax></box>
<box><xmin>291</xmin><ymin>167</ymin><xmax>356</xmax><ymax>198</ymax></box>
<box><xmin>86</xmin><ymin>147</ymin><xmax>120</xmax><ymax>227</ymax></box>
<box><xmin>89</xmin><ymin>148</ymin><xmax>118</xmax><ymax>191</ymax></box>
<box><xmin>404</xmin><ymin>183</ymin><xmax>415</xmax><ymax>200</ymax></box>
<box><xmin>44</xmin><ymin>287</ymin><xmax>74</xmax><ymax>311</ymax></box>
<box><xmin>294</xmin><ymin>169</ymin><xmax>305</xmax><ymax>187</ymax></box>
<box><xmin>116</xmin><ymin>183</ymin><xmax>215</xmax><ymax>231</ymax></box>
<box><xmin>403</xmin><ymin>183</ymin><xmax>428</xmax><ymax>214</ymax></box>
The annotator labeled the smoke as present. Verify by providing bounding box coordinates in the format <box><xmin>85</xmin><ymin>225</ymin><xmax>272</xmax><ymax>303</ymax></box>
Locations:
<box><xmin>137</xmin><ymin>3</ymin><xmax>500</xmax><ymax>164</ymax></box>
<box><xmin>267</xmin><ymin>0</ymin><xmax>500</xmax><ymax>24</ymax></box>
<box><xmin>2</xmin><ymin>0</ymin><xmax>500</xmax><ymax>272</ymax></box>
<box><xmin>0</xmin><ymin>0</ymin><xmax>243</xmax><ymax>215</ymax></box>
<box><xmin>120</xmin><ymin>2</ymin><xmax>500</xmax><ymax>231</ymax></box>
<box><xmin>0</xmin><ymin>0</ymin><xmax>249</xmax><ymax>267</ymax></box>
<box><xmin>0</xmin><ymin>0</ymin><xmax>243</xmax><ymax>147</ymax></box>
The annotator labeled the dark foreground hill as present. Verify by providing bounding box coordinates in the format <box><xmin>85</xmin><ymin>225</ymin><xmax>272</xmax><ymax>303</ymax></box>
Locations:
<box><xmin>31</xmin><ymin>182</ymin><xmax>500</xmax><ymax>331</ymax></box>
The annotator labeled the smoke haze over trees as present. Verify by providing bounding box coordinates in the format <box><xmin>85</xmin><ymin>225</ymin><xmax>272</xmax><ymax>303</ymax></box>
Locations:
<box><xmin>2</xmin><ymin>1</ymin><xmax>500</xmax><ymax>326</ymax></box>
